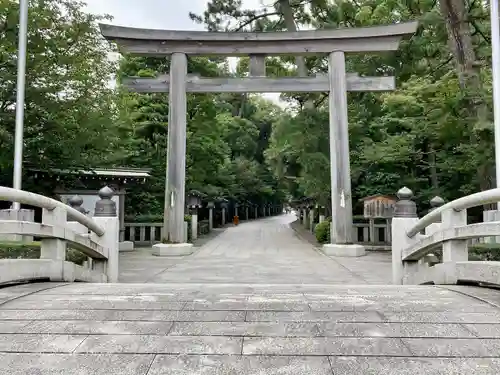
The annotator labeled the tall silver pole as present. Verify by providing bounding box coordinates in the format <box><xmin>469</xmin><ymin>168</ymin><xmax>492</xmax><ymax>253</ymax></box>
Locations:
<box><xmin>12</xmin><ymin>0</ymin><xmax>29</xmax><ymax>209</ymax></box>
<box><xmin>492</xmin><ymin>0</ymin><xmax>500</xmax><ymax>189</ymax></box>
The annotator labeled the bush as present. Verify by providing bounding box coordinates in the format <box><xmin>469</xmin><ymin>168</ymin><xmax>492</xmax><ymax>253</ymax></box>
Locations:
<box><xmin>430</xmin><ymin>243</ymin><xmax>500</xmax><ymax>262</ymax></box>
<box><xmin>469</xmin><ymin>244</ymin><xmax>500</xmax><ymax>261</ymax></box>
<box><xmin>0</xmin><ymin>241</ymin><xmax>87</xmax><ymax>265</ymax></box>
<box><xmin>315</xmin><ymin>221</ymin><xmax>331</xmax><ymax>244</ymax></box>
<box><xmin>124</xmin><ymin>214</ymin><xmax>163</xmax><ymax>223</ymax></box>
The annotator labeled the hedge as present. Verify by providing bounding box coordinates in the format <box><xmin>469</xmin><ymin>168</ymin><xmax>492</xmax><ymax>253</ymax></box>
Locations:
<box><xmin>125</xmin><ymin>214</ymin><xmax>163</xmax><ymax>223</ymax></box>
<box><xmin>453</xmin><ymin>243</ymin><xmax>500</xmax><ymax>262</ymax></box>
<box><xmin>314</xmin><ymin>219</ymin><xmax>331</xmax><ymax>244</ymax></box>
<box><xmin>0</xmin><ymin>241</ymin><xmax>87</xmax><ymax>265</ymax></box>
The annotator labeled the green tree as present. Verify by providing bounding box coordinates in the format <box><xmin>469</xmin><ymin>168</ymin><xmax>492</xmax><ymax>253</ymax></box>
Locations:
<box><xmin>0</xmin><ymin>0</ymin><xmax>119</xmax><ymax>192</ymax></box>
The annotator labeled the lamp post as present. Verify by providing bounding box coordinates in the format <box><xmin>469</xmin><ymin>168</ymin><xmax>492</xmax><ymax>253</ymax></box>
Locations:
<box><xmin>492</xmin><ymin>0</ymin><xmax>500</xmax><ymax>190</ymax></box>
<box><xmin>12</xmin><ymin>0</ymin><xmax>29</xmax><ymax>209</ymax></box>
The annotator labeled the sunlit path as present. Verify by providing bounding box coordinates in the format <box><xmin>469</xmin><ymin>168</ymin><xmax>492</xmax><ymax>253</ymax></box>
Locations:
<box><xmin>145</xmin><ymin>214</ymin><xmax>382</xmax><ymax>284</ymax></box>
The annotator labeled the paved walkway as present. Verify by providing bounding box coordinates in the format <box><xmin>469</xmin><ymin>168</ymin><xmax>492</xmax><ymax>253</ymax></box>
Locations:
<box><xmin>1</xmin><ymin>215</ymin><xmax>500</xmax><ymax>373</ymax></box>
<box><xmin>119</xmin><ymin>214</ymin><xmax>393</xmax><ymax>284</ymax></box>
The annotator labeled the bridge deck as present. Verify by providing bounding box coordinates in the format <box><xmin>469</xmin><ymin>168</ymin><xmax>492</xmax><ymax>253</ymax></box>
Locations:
<box><xmin>1</xmin><ymin>215</ymin><xmax>500</xmax><ymax>374</ymax></box>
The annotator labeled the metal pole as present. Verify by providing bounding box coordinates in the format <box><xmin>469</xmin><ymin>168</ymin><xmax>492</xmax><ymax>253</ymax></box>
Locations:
<box><xmin>12</xmin><ymin>0</ymin><xmax>29</xmax><ymax>209</ymax></box>
<box><xmin>492</xmin><ymin>0</ymin><xmax>500</xmax><ymax>189</ymax></box>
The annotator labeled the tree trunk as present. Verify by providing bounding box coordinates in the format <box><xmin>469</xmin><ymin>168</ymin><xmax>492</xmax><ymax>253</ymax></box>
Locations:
<box><xmin>277</xmin><ymin>0</ymin><xmax>315</xmax><ymax>108</ymax></box>
<box><xmin>428</xmin><ymin>147</ymin><xmax>439</xmax><ymax>190</ymax></box>
<box><xmin>439</xmin><ymin>0</ymin><xmax>492</xmax><ymax>194</ymax></box>
<box><xmin>278</xmin><ymin>0</ymin><xmax>307</xmax><ymax>77</ymax></box>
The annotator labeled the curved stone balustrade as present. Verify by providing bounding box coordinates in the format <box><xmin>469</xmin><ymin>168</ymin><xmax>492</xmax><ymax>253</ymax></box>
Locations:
<box><xmin>403</xmin><ymin>222</ymin><xmax>500</xmax><ymax>261</ymax></box>
<box><xmin>392</xmin><ymin>187</ymin><xmax>500</xmax><ymax>285</ymax></box>
<box><xmin>0</xmin><ymin>186</ymin><xmax>119</xmax><ymax>284</ymax></box>
<box><xmin>0</xmin><ymin>221</ymin><xmax>107</xmax><ymax>259</ymax></box>
<box><xmin>0</xmin><ymin>186</ymin><xmax>104</xmax><ymax>235</ymax></box>
<box><xmin>0</xmin><ymin>259</ymin><xmax>106</xmax><ymax>284</ymax></box>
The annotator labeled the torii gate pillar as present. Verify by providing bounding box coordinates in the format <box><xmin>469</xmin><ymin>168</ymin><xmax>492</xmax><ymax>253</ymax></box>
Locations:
<box><xmin>164</xmin><ymin>53</ymin><xmax>188</xmax><ymax>243</ymax></box>
<box><xmin>323</xmin><ymin>51</ymin><xmax>365</xmax><ymax>257</ymax></box>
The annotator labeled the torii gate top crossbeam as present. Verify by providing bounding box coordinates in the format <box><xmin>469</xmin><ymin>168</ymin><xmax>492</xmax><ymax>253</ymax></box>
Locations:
<box><xmin>99</xmin><ymin>21</ymin><xmax>418</xmax><ymax>56</ymax></box>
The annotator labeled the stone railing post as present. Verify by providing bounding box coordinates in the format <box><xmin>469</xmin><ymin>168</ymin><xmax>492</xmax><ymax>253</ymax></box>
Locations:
<box><xmin>245</xmin><ymin>205</ymin><xmax>249</xmax><ymax>220</ymax></box>
<box><xmin>207</xmin><ymin>202</ymin><xmax>214</xmax><ymax>231</ymax></box>
<box><xmin>392</xmin><ymin>187</ymin><xmax>419</xmax><ymax>285</ymax></box>
<box><xmin>426</xmin><ymin>196</ymin><xmax>444</xmax><ymax>236</ymax></box>
<box><xmin>482</xmin><ymin>206</ymin><xmax>500</xmax><ymax>244</ymax></box>
<box><xmin>221</xmin><ymin>207</ymin><xmax>226</xmax><ymax>226</ymax></box>
<box><xmin>66</xmin><ymin>195</ymin><xmax>92</xmax><ymax>269</ymax></box>
<box><xmin>40</xmin><ymin>205</ymin><xmax>67</xmax><ymax>281</ymax></box>
<box><xmin>255</xmin><ymin>205</ymin><xmax>258</xmax><ymax>219</ymax></box>
<box><xmin>91</xmin><ymin>186</ymin><xmax>119</xmax><ymax>283</ymax></box>
<box><xmin>0</xmin><ymin>207</ymin><xmax>35</xmax><ymax>242</ymax></box>
<box><xmin>68</xmin><ymin>194</ymin><xmax>88</xmax><ymax>215</ymax></box>
<box><xmin>416</xmin><ymin>196</ymin><xmax>444</xmax><ymax>271</ymax></box>
<box><xmin>441</xmin><ymin>204</ymin><xmax>468</xmax><ymax>263</ymax></box>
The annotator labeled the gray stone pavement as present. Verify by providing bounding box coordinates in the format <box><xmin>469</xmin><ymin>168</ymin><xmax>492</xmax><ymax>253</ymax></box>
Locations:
<box><xmin>1</xmin><ymin>215</ymin><xmax>500</xmax><ymax>373</ymax></box>
<box><xmin>119</xmin><ymin>214</ymin><xmax>393</xmax><ymax>284</ymax></box>
<box><xmin>1</xmin><ymin>282</ymin><xmax>500</xmax><ymax>373</ymax></box>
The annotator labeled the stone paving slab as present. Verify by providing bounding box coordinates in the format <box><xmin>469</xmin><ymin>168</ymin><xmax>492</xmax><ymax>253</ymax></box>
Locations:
<box><xmin>0</xmin><ymin>282</ymin><xmax>500</xmax><ymax>373</ymax></box>
<box><xmin>329</xmin><ymin>356</ymin><xmax>500</xmax><ymax>374</ymax></box>
<box><xmin>242</xmin><ymin>336</ymin><xmax>413</xmax><ymax>356</ymax></box>
<box><xmin>75</xmin><ymin>334</ymin><xmax>243</xmax><ymax>355</ymax></box>
<box><xmin>118</xmin><ymin>214</ymin><xmax>392</xmax><ymax>285</ymax></box>
<box><xmin>2</xmin><ymin>216</ymin><xmax>500</xmax><ymax>373</ymax></box>
<box><xmin>0</xmin><ymin>353</ymin><xmax>155</xmax><ymax>375</ymax></box>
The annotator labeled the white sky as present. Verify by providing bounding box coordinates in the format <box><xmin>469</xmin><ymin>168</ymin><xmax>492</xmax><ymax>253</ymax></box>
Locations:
<box><xmin>83</xmin><ymin>0</ymin><xmax>283</xmax><ymax>104</ymax></box>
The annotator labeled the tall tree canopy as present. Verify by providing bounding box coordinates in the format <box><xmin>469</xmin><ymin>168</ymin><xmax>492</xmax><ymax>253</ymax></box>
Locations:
<box><xmin>0</xmin><ymin>0</ymin><xmax>120</xmax><ymax>190</ymax></box>
<box><xmin>192</xmin><ymin>0</ymin><xmax>496</xmax><ymax>213</ymax></box>
<box><xmin>0</xmin><ymin>0</ymin><xmax>495</xmax><ymax>218</ymax></box>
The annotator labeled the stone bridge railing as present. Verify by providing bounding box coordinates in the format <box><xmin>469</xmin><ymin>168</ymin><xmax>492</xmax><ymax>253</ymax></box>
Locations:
<box><xmin>392</xmin><ymin>186</ymin><xmax>500</xmax><ymax>285</ymax></box>
<box><xmin>0</xmin><ymin>186</ymin><xmax>119</xmax><ymax>284</ymax></box>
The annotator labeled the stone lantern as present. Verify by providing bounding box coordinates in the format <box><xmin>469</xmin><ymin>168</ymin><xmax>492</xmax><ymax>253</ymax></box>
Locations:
<box><xmin>301</xmin><ymin>198</ymin><xmax>314</xmax><ymax>228</ymax></box>
<box><xmin>187</xmin><ymin>190</ymin><xmax>203</xmax><ymax>241</ymax></box>
<box><xmin>233</xmin><ymin>202</ymin><xmax>240</xmax><ymax>225</ymax></box>
<box><xmin>68</xmin><ymin>195</ymin><xmax>89</xmax><ymax>215</ymax></box>
<box><xmin>219</xmin><ymin>198</ymin><xmax>229</xmax><ymax>226</ymax></box>
<box><xmin>187</xmin><ymin>190</ymin><xmax>203</xmax><ymax>212</ymax></box>
<box><xmin>243</xmin><ymin>200</ymin><xmax>250</xmax><ymax>220</ymax></box>
<box><xmin>252</xmin><ymin>202</ymin><xmax>258</xmax><ymax>219</ymax></box>
<box><xmin>207</xmin><ymin>201</ymin><xmax>215</xmax><ymax>231</ymax></box>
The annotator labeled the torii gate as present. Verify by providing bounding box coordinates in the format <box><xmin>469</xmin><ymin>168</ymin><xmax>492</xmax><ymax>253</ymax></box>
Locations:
<box><xmin>100</xmin><ymin>22</ymin><xmax>418</xmax><ymax>255</ymax></box>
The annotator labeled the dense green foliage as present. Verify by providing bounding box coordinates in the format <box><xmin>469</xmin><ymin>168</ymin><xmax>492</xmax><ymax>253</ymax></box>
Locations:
<box><xmin>192</xmin><ymin>0</ymin><xmax>496</xmax><ymax>215</ymax></box>
<box><xmin>0</xmin><ymin>0</ymin><xmax>286</xmax><ymax>216</ymax></box>
<box><xmin>0</xmin><ymin>0</ymin><xmax>496</xmax><ymax>218</ymax></box>
<box><xmin>0</xmin><ymin>241</ymin><xmax>86</xmax><ymax>264</ymax></box>
<box><xmin>314</xmin><ymin>220</ymin><xmax>331</xmax><ymax>244</ymax></box>
<box><xmin>0</xmin><ymin>0</ymin><xmax>120</xmax><ymax>195</ymax></box>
